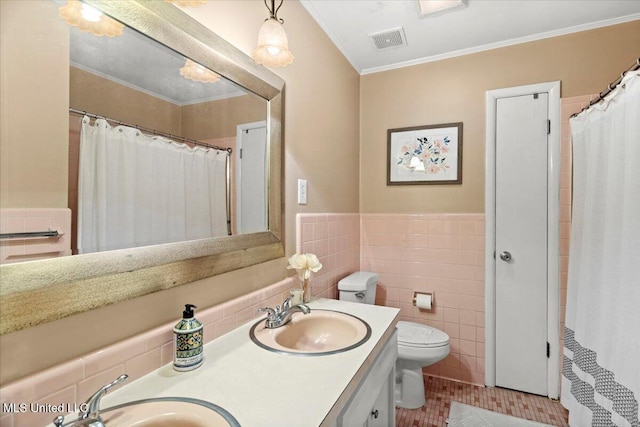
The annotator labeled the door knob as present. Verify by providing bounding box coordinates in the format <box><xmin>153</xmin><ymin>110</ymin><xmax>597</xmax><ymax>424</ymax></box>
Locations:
<box><xmin>499</xmin><ymin>251</ymin><xmax>512</xmax><ymax>261</ymax></box>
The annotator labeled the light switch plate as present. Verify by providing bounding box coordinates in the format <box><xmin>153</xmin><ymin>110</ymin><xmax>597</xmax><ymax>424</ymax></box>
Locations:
<box><xmin>297</xmin><ymin>179</ymin><xmax>307</xmax><ymax>205</ymax></box>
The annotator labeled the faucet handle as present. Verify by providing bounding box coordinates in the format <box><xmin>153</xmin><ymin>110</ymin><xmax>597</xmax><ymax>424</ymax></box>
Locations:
<box><xmin>80</xmin><ymin>374</ymin><xmax>128</xmax><ymax>420</ymax></box>
<box><xmin>52</xmin><ymin>415</ymin><xmax>65</xmax><ymax>427</ymax></box>
<box><xmin>281</xmin><ymin>295</ymin><xmax>293</xmax><ymax>310</ymax></box>
<box><xmin>258</xmin><ymin>307</ymin><xmax>276</xmax><ymax>319</ymax></box>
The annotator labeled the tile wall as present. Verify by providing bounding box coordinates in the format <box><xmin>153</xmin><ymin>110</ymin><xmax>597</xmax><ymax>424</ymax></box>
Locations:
<box><xmin>0</xmin><ymin>209</ymin><xmax>72</xmax><ymax>264</ymax></box>
<box><xmin>361</xmin><ymin>213</ymin><xmax>486</xmax><ymax>386</ymax></box>
<box><xmin>295</xmin><ymin>213</ymin><xmax>361</xmax><ymax>299</ymax></box>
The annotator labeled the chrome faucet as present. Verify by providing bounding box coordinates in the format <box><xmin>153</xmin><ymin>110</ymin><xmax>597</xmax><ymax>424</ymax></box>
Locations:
<box><xmin>258</xmin><ymin>296</ymin><xmax>310</xmax><ymax>329</ymax></box>
<box><xmin>52</xmin><ymin>374</ymin><xmax>128</xmax><ymax>427</ymax></box>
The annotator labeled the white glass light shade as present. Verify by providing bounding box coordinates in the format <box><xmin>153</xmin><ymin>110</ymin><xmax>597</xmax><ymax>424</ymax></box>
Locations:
<box><xmin>59</xmin><ymin>0</ymin><xmax>124</xmax><ymax>37</ymax></box>
<box><xmin>180</xmin><ymin>59</ymin><xmax>220</xmax><ymax>83</ymax></box>
<box><xmin>418</xmin><ymin>0</ymin><xmax>464</xmax><ymax>16</ymax></box>
<box><xmin>252</xmin><ymin>18</ymin><xmax>294</xmax><ymax>68</ymax></box>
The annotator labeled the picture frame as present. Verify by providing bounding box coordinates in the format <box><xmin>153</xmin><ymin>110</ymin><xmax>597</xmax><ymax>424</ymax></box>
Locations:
<box><xmin>387</xmin><ymin>122</ymin><xmax>463</xmax><ymax>185</ymax></box>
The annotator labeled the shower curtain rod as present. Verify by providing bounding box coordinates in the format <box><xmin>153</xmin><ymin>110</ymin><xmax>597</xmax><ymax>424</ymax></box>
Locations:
<box><xmin>69</xmin><ymin>107</ymin><xmax>232</xmax><ymax>154</ymax></box>
<box><xmin>571</xmin><ymin>57</ymin><xmax>640</xmax><ymax>118</ymax></box>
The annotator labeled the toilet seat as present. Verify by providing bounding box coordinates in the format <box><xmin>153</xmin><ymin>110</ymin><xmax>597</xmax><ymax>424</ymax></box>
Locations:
<box><xmin>397</xmin><ymin>321</ymin><xmax>449</xmax><ymax>348</ymax></box>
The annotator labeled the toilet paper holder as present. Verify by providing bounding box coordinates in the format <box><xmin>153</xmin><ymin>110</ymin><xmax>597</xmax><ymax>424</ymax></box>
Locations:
<box><xmin>413</xmin><ymin>291</ymin><xmax>433</xmax><ymax>307</ymax></box>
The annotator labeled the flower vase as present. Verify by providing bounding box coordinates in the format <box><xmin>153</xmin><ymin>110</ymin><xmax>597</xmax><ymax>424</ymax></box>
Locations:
<box><xmin>301</xmin><ymin>277</ymin><xmax>312</xmax><ymax>303</ymax></box>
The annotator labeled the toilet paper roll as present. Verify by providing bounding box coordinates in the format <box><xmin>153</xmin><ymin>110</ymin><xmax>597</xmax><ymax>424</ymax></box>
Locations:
<box><xmin>415</xmin><ymin>293</ymin><xmax>432</xmax><ymax>310</ymax></box>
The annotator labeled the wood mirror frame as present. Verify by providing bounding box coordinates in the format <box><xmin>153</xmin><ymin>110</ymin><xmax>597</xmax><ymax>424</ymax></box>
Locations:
<box><xmin>0</xmin><ymin>0</ymin><xmax>285</xmax><ymax>335</ymax></box>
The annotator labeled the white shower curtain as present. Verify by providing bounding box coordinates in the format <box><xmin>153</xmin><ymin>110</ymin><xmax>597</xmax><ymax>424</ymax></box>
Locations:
<box><xmin>562</xmin><ymin>71</ymin><xmax>640</xmax><ymax>427</ymax></box>
<box><xmin>78</xmin><ymin>117</ymin><xmax>228</xmax><ymax>254</ymax></box>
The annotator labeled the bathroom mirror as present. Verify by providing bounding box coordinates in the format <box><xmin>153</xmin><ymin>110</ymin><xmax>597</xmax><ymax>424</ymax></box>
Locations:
<box><xmin>68</xmin><ymin>24</ymin><xmax>270</xmax><ymax>253</ymax></box>
<box><xmin>0</xmin><ymin>0</ymin><xmax>285</xmax><ymax>334</ymax></box>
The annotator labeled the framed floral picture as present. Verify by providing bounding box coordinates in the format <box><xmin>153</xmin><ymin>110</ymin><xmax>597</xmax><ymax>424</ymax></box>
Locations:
<box><xmin>387</xmin><ymin>122</ymin><xmax>463</xmax><ymax>185</ymax></box>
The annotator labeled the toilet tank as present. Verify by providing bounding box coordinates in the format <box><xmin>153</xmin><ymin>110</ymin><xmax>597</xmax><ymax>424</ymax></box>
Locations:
<box><xmin>338</xmin><ymin>271</ymin><xmax>378</xmax><ymax>305</ymax></box>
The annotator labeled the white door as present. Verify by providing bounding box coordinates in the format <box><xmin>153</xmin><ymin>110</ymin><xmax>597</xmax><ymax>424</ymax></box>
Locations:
<box><xmin>495</xmin><ymin>93</ymin><xmax>548</xmax><ymax>395</ymax></box>
<box><xmin>236</xmin><ymin>123</ymin><xmax>267</xmax><ymax>234</ymax></box>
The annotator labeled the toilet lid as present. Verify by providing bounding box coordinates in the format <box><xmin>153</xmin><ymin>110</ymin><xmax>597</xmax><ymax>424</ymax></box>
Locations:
<box><xmin>397</xmin><ymin>321</ymin><xmax>449</xmax><ymax>348</ymax></box>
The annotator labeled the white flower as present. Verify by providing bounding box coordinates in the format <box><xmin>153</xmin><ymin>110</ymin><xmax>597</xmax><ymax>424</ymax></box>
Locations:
<box><xmin>287</xmin><ymin>253</ymin><xmax>322</xmax><ymax>280</ymax></box>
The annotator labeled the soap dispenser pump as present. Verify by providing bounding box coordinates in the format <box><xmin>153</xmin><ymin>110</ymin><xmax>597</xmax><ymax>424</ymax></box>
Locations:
<box><xmin>173</xmin><ymin>304</ymin><xmax>203</xmax><ymax>371</ymax></box>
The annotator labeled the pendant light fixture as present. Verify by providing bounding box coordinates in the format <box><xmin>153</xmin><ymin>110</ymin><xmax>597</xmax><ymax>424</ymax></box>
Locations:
<box><xmin>252</xmin><ymin>0</ymin><xmax>294</xmax><ymax>68</ymax></box>
<box><xmin>58</xmin><ymin>0</ymin><xmax>123</xmax><ymax>37</ymax></box>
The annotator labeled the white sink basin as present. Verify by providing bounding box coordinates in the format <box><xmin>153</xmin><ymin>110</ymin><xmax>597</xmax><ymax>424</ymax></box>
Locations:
<box><xmin>250</xmin><ymin>309</ymin><xmax>371</xmax><ymax>355</ymax></box>
<box><xmin>86</xmin><ymin>398</ymin><xmax>239</xmax><ymax>427</ymax></box>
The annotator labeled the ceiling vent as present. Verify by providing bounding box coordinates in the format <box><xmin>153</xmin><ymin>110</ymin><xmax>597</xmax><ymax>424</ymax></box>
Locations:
<box><xmin>369</xmin><ymin>27</ymin><xmax>407</xmax><ymax>50</ymax></box>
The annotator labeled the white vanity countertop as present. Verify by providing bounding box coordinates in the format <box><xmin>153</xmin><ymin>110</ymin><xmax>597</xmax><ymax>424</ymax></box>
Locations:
<box><xmin>101</xmin><ymin>298</ymin><xmax>400</xmax><ymax>427</ymax></box>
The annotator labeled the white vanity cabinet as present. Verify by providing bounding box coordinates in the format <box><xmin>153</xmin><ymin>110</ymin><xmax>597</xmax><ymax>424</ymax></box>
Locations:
<box><xmin>97</xmin><ymin>299</ymin><xmax>400</xmax><ymax>427</ymax></box>
<box><xmin>334</xmin><ymin>329</ymin><xmax>398</xmax><ymax>427</ymax></box>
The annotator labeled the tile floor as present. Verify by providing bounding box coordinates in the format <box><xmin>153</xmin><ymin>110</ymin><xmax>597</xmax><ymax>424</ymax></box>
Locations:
<box><xmin>395</xmin><ymin>376</ymin><xmax>569</xmax><ymax>427</ymax></box>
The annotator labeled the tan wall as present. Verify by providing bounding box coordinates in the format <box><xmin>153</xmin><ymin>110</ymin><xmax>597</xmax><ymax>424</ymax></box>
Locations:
<box><xmin>182</xmin><ymin>2</ymin><xmax>362</xmax><ymax>255</ymax></box>
<box><xmin>70</xmin><ymin>67</ymin><xmax>183</xmax><ymax>135</ymax></box>
<box><xmin>71</xmin><ymin>68</ymin><xmax>266</xmax><ymax>140</ymax></box>
<box><xmin>0</xmin><ymin>0</ymin><xmax>361</xmax><ymax>383</ymax></box>
<box><xmin>182</xmin><ymin>95</ymin><xmax>267</xmax><ymax>140</ymax></box>
<box><xmin>360</xmin><ymin>20</ymin><xmax>640</xmax><ymax>214</ymax></box>
<box><xmin>0</xmin><ymin>0</ymin><xmax>69</xmax><ymax>209</ymax></box>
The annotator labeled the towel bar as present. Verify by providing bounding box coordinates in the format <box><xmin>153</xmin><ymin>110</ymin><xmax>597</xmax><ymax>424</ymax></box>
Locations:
<box><xmin>0</xmin><ymin>230</ymin><xmax>60</xmax><ymax>240</ymax></box>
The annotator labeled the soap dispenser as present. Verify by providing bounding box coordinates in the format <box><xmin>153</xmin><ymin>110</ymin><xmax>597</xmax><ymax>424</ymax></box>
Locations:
<box><xmin>173</xmin><ymin>304</ymin><xmax>203</xmax><ymax>371</ymax></box>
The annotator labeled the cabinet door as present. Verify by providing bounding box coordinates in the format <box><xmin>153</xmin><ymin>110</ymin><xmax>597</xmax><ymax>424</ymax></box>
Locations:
<box><xmin>367</xmin><ymin>371</ymin><xmax>394</xmax><ymax>427</ymax></box>
<box><xmin>339</xmin><ymin>330</ymin><xmax>398</xmax><ymax>427</ymax></box>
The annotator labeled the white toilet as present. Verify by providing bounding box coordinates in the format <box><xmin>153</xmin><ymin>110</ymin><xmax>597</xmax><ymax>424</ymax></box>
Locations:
<box><xmin>338</xmin><ymin>271</ymin><xmax>450</xmax><ymax>409</ymax></box>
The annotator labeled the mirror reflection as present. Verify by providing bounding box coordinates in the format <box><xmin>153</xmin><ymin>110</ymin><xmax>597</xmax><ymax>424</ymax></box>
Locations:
<box><xmin>1</xmin><ymin>1</ymin><xmax>269</xmax><ymax>263</ymax></box>
<box><xmin>0</xmin><ymin>0</ymin><xmax>285</xmax><ymax>334</ymax></box>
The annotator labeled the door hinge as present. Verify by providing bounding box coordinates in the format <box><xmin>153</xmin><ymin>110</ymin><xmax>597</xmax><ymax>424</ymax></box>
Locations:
<box><xmin>533</xmin><ymin>93</ymin><xmax>539</xmax><ymax>99</ymax></box>
<box><xmin>547</xmin><ymin>120</ymin><xmax>551</xmax><ymax>135</ymax></box>
<box><xmin>239</xmin><ymin>148</ymin><xmax>243</xmax><ymax>159</ymax></box>
<box><xmin>547</xmin><ymin>342</ymin><xmax>550</xmax><ymax>358</ymax></box>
